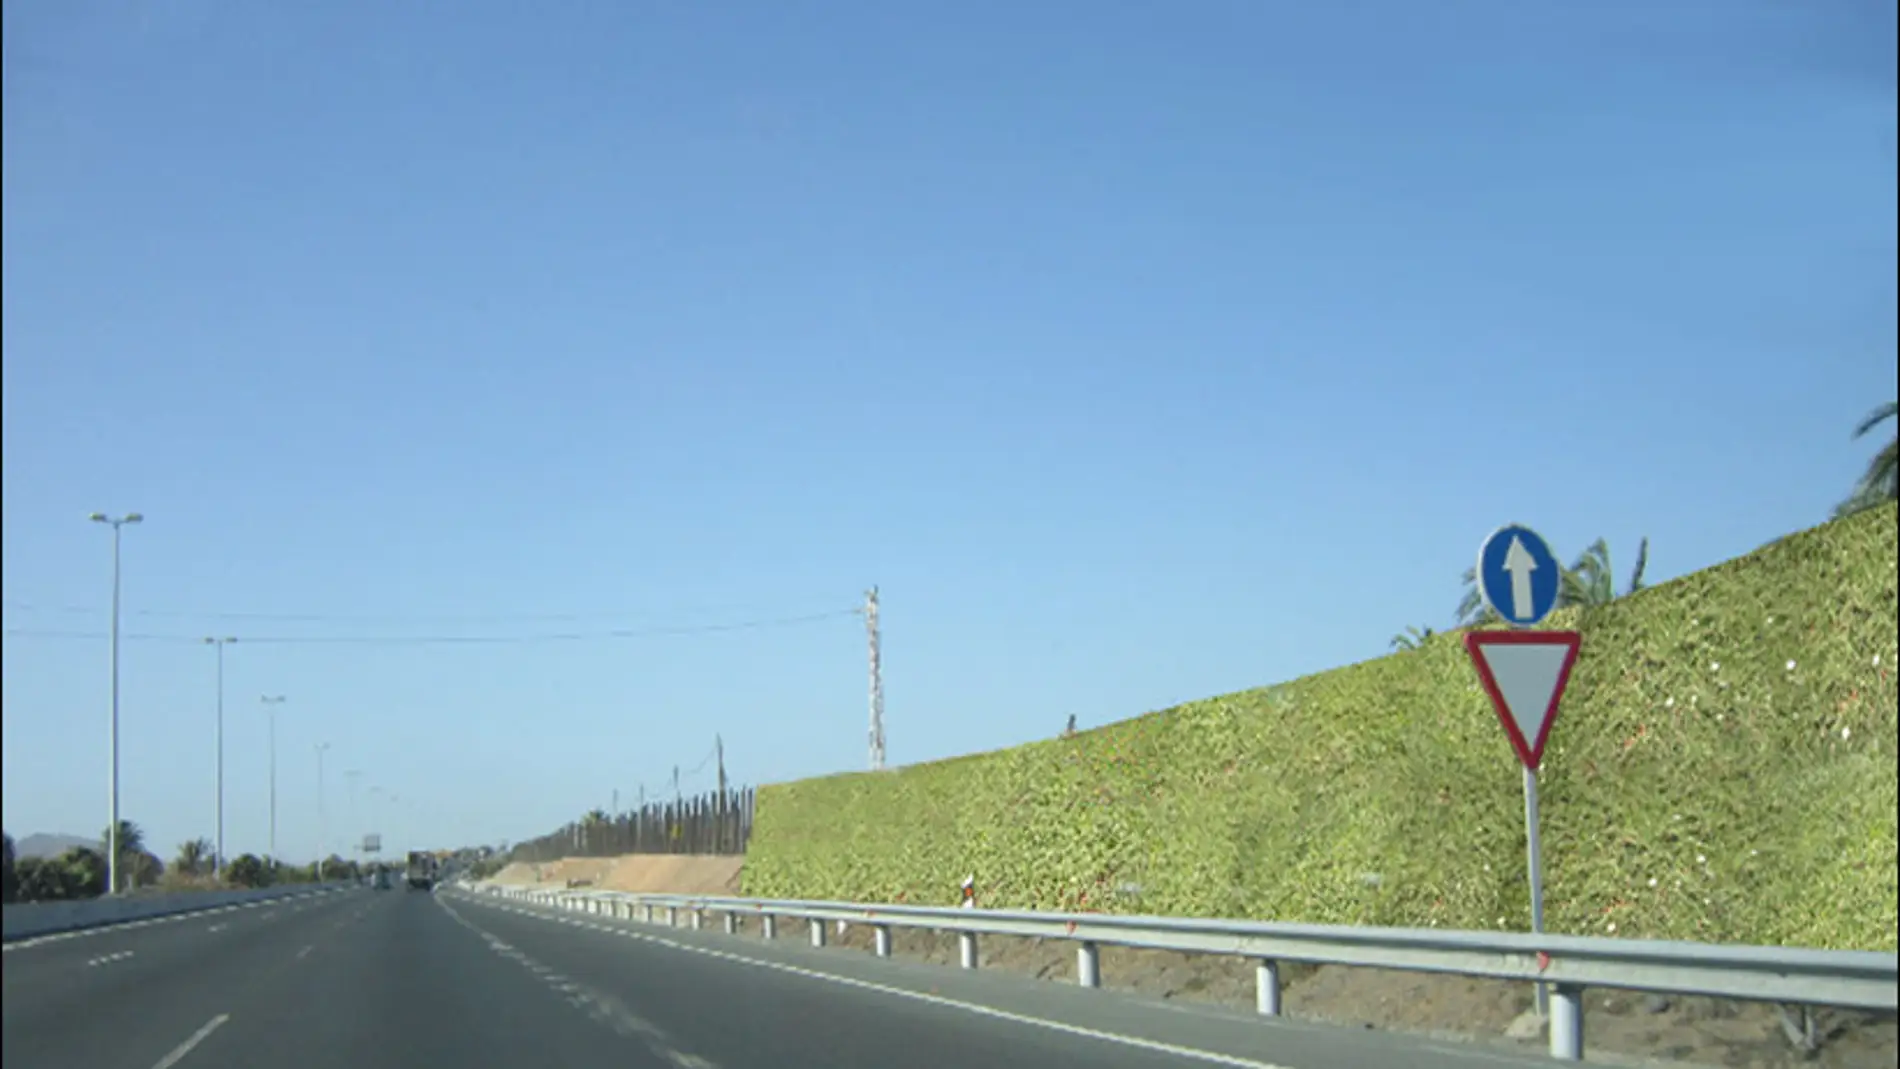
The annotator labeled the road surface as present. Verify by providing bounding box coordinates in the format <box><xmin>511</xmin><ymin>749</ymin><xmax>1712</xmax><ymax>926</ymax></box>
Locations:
<box><xmin>2</xmin><ymin>885</ymin><xmax>1574</xmax><ymax>1069</ymax></box>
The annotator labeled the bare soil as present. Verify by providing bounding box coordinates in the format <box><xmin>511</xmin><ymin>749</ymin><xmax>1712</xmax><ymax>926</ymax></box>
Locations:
<box><xmin>490</xmin><ymin>854</ymin><xmax>743</xmax><ymax>896</ymax></box>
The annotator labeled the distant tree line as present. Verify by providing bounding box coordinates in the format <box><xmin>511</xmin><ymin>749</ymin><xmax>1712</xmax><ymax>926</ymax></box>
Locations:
<box><xmin>510</xmin><ymin>787</ymin><xmax>755</xmax><ymax>864</ymax></box>
<box><xmin>1</xmin><ymin>824</ymin><xmax>363</xmax><ymax>903</ymax></box>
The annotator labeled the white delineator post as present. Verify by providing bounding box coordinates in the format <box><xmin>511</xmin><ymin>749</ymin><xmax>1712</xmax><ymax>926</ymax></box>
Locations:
<box><xmin>958</xmin><ymin>875</ymin><xmax>977</xmax><ymax>968</ymax></box>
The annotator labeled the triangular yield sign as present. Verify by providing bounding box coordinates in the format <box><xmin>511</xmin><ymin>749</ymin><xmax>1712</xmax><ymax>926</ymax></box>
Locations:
<box><xmin>1464</xmin><ymin>630</ymin><xmax>1582</xmax><ymax>771</ymax></box>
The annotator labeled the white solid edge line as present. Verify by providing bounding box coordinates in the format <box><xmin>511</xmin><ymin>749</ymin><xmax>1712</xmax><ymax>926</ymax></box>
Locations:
<box><xmin>150</xmin><ymin>1013</ymin><xmax>230</xmax><ymax>1069</ymax></box>
<box><xmin>456</xmin><ymin>894</ymin><xmax>1294</xmax><ymax>1069</ymax></box>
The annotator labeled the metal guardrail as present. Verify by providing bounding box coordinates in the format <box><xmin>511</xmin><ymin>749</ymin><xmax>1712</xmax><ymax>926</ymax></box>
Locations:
<box><xmin>469</xmin><ymin>882</ymin><xmax>1899</xmax><ymax>1063</ymax></box>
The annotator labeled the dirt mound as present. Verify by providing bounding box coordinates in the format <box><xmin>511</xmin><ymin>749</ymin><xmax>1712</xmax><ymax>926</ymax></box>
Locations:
<box><xmin>487</xmin><ymin>854</ymin><xmax>743</xmax><ymax>896</ymax></box>
<box><xmin>600</xmin><ymin>855</ymin><xmax>744</xmax><ymax>895</ymax></box>
<box><xmin>488</xmin><ymin>858</ymin><xmax>613</xmax><ymax>886</ymax></box>
<box><xmin>490</xmin><ymin>862</ymin><xmax>542</xmax><ymax>885</ymax></box>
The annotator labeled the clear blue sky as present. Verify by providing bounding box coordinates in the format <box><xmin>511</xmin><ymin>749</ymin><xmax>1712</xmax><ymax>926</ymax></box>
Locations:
<box><xmin>4</xmin><ymin>2</ymin><xmax>1895</xmax><ymax>865</ymax></box>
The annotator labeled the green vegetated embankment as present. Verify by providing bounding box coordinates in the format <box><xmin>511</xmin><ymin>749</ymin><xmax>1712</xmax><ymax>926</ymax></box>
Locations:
<box><xmin>743</xmin><ymin>506</ymin><xmax>1898</xmax><ymax>951</ymax></box>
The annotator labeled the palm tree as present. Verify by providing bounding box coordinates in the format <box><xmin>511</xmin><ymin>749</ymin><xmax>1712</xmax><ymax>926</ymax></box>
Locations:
<box><xmin>1837</xmin><ymin>401</ymin><xmax>1897</xmax><ymax>517</ymax></box>
<box><xmin>100</xmin><ymin>820</ymin><xmax>145</xmax><ymax>889</ymax></box>
<box><xmin>1560</xmin><ymin>537</ymin><xmax>1649</xmax><ymax>609</ymax></box>
<box><xmin>101</xmin><ymin>819</ymin><xmax>144</xmax><ymax>857</ymax></box>
<box><xmin>175</xmin><ymin>838</ymin><xmax>213</xmax><ymax>877</ymax></box>
<box><xmin>1389</xmin><ymin>625</ymin><xmax>1437</xmax><ymax>651</ymax></box>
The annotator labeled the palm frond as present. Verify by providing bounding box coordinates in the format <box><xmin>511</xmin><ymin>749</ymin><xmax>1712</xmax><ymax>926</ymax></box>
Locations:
<box><xmin>1457</xmin><ymin>566</ymin><xmax>1501</xmax><ymax>625</ymax></box>
<box><xmin>1851</xmin><ymin>401</ymin><xmax>1897</xmax><ymax>441</ymax></box>
<box><xmin>1860</xmin><ymin>438</ymin><xmax>1898</xmax><ymax>501</ymax></box>
<box><xmin>1561</xmin><ymin>538</ymin><xmax>1614</xmax><ymax>608</ymax></box>
<box><xmin>1836</xmin><ymin>474</ymin><xmax>1898</xmax><ymax>517</ymax></box>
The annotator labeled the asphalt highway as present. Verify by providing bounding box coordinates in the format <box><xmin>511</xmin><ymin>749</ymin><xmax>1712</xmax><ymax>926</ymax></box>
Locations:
<box><xmin>2</xmin><ymin>885</ymin><xmax>1575</xmax><ymax>1069</ymax></box>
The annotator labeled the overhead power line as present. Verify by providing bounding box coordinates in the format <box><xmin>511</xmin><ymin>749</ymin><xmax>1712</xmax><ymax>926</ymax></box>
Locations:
<box><xmin>0</xmin><ymin>609</ymin><xmax>860</xmax><ymax>646</ymax></box>
<box><xmin>2</xmin><ymin>599</ymin><xmax>860</xmax><ymax>626</ymax></box>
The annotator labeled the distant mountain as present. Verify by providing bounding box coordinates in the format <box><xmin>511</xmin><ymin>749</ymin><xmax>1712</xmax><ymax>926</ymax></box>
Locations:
<box><xmin>13</xmin><ymin>833</ymin><xmax>102</xmax><ymax>860</ymax></box>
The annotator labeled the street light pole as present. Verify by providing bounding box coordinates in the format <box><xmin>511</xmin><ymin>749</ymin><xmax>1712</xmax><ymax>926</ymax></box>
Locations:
<box><xmin>345</xmin><ymin>769</ymin><xmax>361</xmax><ymax>869</ymax></box>
<box><xmin>368</xmin><ymin>785</ymin><xmax>384</xmax><ymax>859</ymax></box>
<box><xmin>315</xmin><ymin>742</ymin><xmax>330</xmax><ymax>879</ymax></box>
<box><xmin>260</xmin><ymin>695</ymin><xmax>287</xmax><ymax>863</ymax></box>
<box><xmin>203</xmin><ymin>637</ymin><xmax>237</xmax><ymax>877</ymax></box>
<box><xmin>90</xmin><ymin>511</ymin><xmax>143</xmax><ymax>895</ymax></box>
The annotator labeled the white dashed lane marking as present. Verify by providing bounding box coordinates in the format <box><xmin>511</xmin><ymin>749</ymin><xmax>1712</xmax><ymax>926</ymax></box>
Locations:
<box><xmin>437</xmin><ymin>898</ymin><xmax>722</xmax><ymax>1069</ymax></box>
<box><xmin>86</xmin><ymin>950</ymin><xmax>136</xmax><ymax>967</ymax></box>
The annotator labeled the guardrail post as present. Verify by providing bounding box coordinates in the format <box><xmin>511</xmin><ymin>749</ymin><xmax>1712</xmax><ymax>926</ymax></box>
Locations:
<box><xmin>643</xmin><ymin>904</ymin><xmax>654</xmax><ymax>923</ymax></box>
<box><xmin>874</xmin><ymin>925</ymin><xmax>892</xmax><ymax>957</ymax></box>
<box><xmin>1255</xmin><ymin>961</ymin><xmax>1282</xmax><ymax>1016</ymax></box>
<box><xmin>1549</xmin><ymin>984</ymin><xmax>1584</xmax><ymax>1060</ymax></box>
<box><xmin>690</xmin><ymin>909</ymin><xmax>703</xmax><ymax>931</ymax></box>
<box><xmin>762</xmin><ymin>914</ymin><xmax>777</xmax><ymax>940</ymax></box>
<box><xmin>724</xmin><ymin>913</ymin><xmax>738</xmax><ymax>935</ymax></box>
<box><xmin>810</xmin><ymin>919</ymin><xmax>827</xmax><ymax>947</ymax></box>
<box><xmin>959</xmin><ymin>932</ymin><xmax>978</xmax><ymax>969</ymax></box>
<box><xmin>1077</xmin><ymin>942</ymin><xmax>1101</xmax><ymax>988</ymax></box>
<box><xmin>667</xmin><ymin>906</ymin><xmax>679</xmax><ymax>927</ymax></box>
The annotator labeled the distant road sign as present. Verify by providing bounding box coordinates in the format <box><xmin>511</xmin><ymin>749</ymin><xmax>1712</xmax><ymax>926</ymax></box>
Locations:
<box><xmin>1465</xmin><ymin>630</ymin><xmax>1582</xmax><ymax>770</ymax></box>
<box><xmin>362</xmin><ymin>833</ymin><xmax>381</xmax><ymax>854</ymax></box>
<box><xmin>1477</xmin><ymin>525</ymin><xmax>1562</xmax><ymax>627</ymax></box>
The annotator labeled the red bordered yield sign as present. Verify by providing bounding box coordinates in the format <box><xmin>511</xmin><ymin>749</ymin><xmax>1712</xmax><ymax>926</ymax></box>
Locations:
<box><xmin>1464</xmin><ymin>630</ymin><xmax>1582</xmax><ymax>771</ymax></box>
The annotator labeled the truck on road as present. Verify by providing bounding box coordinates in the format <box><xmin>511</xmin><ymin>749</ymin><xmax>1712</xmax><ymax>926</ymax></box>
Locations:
<box><xmin>405</xmin><ymin>850</ymin><xmax>437</xmax><ymax>891</ymax></box>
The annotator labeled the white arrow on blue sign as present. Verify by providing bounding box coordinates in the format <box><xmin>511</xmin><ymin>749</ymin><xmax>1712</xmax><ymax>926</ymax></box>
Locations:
<box><xmin>1477</xmin><ymin>524</ymin><xmax>1562</xmax><ymax>627</ymax></box>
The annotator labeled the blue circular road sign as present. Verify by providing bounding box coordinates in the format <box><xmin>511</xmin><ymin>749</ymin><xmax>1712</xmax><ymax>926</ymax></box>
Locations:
<box><xmin>1477</xmin><ymin>524</ymin><xmax>1562</xmax><ymax>627</ymax></box>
